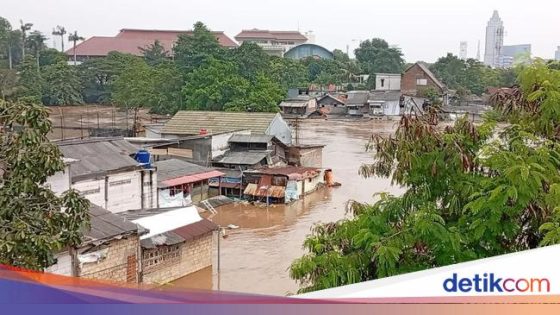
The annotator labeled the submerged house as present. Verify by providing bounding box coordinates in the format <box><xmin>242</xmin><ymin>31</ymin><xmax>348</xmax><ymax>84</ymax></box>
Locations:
<box><xmin>402</xmin><ymin>62</ymin><xmax>449</xmax><ymax>104</ymax></box>
<box><xmin>212</xmin><ymin>134</ymin><xmax>287</xmax><ymax>170</ymax></box>
<box><xmin>345</xmin><ymin>91</ymin><xmax>371</xmax><ymax>116</ymax></box>
<box><xmin>368</xmin><ymin>91</ymin><xmax>403</xmax><ymax>117</ymax></box>
<box><xmin>119</xmin><ymin>206</ymin><xmax>218</xmax><ymax>285</ymax></box>
<box><xmin>243</xmin><ymin>167</ymin><xmax>325</xmax><ymax>204</ymax></box>
<box><xmin>154</xmin><ymin>159</ymin><xmax>224</xmax><ymax>206</ymax></box>
<box><xmin>316</xmin><ymin>94</ymin><xmax>346</xmax><ymax>115</ymax></box>
<box><xmin>278</xmin><ymin>95</ymin><xmax>317</xmax><ymax>117</ymax></box>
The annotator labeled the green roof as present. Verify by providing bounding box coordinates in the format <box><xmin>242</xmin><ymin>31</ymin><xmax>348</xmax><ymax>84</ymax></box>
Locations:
<box><xmin>161</xmin><ymin>111</ymin><xmax>280</xmax><ymax>135</ymax></box>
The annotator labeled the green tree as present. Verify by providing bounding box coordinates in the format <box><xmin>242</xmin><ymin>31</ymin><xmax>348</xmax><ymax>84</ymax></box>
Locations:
<box><xmin>112</xmin><ymin>58</ymin><xmax>152</xmax><ymax>110</ymax></box>
<box><xmin>182</xmin><ymin>58</ymin><xmax>249</xmax><ymax>111</ymax></box>
<box><xmin>0</xmin><ymin>100</ymin><xmax>90</xmax><ymax>270</ymax></box>
<box><xmin>290</xmin><ymin>61</ymin><xmax>560</xmax><ymax>293</ymax></box>
<box><xmin>39</xmin><ymin>48</ymin><xmax>67</xmax><ymax>67</ymax></box>
<box><xmin>147</xmin><ymin>62</ymin><xmax>184</xmax><ymax>114</ymax></box>
<box><xmin>78</xmin><ymin>52</ymin><xmax>139</xmax><ymax>103</ymax></box>
<box><xmin>228</xmin><ymin>42</ymin><xmax>270</xmax><ymax>82</ymax></box>
<box><xmin>224</xmin><ymin>73</ymin><xmax>283</xmax><ymax>112</ymax></box>
<box><xmin>140</xmin><ymin>40</ymin><xmax>169</xmax><ymax>66</ymax></box>
<box><xmin>0</xmin><ymin>17</ymin><xmax>12</xmax><ymax>68</ymax></box>
<box><xmin>354</xmin><ymin>38</ymin><xmax>404</xmax><ymax>75</ymax></box>
<box><xmin>0</xmin><ymin>69</ymin><xmax>18</xmax><ymax>100</ymax></box>
<box><xmin>269</xmin><ymin>57</ymin><xmax>307</xmax><ymax>90</ymax></box>
<box><xmin>42</xmin><ymin>62</ymin><xmax>83</xmax><ymax>105</ymax></box>
<box><xmin>25</xmin><ymin>30</ymin><xmax>47</xmax><ymax>71</ymax></box>
<box><xmin>173</xmin><ymin>22</ymin><xmax>224</xmax><ymax>74</ymax></box>
<box><xmin>430</xmin><ymin>53</ymin><xmax>467</xmax><ymax>90</ymax></box>
<box><xmin>17</xmin><ymin>55</ymin><xmax>43</xmax><ymax>103</ymax></box>
<box><xmin>51</xmin><ymin>25</ymin><xmax>66</xmax><ymax>52</ymax></box>
<box><xmin>68</xmin><ymin>31</ymin><xmax>84</xmax><ymax>65</ymax></box>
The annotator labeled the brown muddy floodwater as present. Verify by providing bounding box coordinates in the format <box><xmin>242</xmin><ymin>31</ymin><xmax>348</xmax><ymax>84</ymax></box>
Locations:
<box><xmin>168</xmin><ymin>119</ymin><xmax>405</xmax><ymax>296</ymax></box>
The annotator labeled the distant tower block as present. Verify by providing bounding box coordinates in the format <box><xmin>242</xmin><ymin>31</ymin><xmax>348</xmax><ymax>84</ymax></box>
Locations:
<box><xmin>476</xmin><ymin>40</ymin><xmax>481</xmax><ymax>61</ymax></box>
<box><xmin>484</xmin><ymin>10</ymin><xmax>505</xmax><ymax>67</ymax></box>
<box><xmin>459</xmin><ymin>41</ymin><xmax>468</xmax><ymax>60</ymax></box>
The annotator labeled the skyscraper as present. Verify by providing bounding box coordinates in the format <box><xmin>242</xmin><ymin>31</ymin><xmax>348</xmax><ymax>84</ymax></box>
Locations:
<box><xmin>459</xmin><ymin>41</ymin><xmax>468</xmax><ymax>60</ymax></box>
<box><xmin>484</xmin><ymin>10</ymin><xmax>505</xmax><ymax>68</ymax></box>
<box><xmin>556</xmin><ymin>46</ymin><xmax>560</xmax><ymax>61</ymax></box>
<box><xmin>476</xmin><ymin>40</ymin><xmax>481</xmax><ymax>61</ymax></box>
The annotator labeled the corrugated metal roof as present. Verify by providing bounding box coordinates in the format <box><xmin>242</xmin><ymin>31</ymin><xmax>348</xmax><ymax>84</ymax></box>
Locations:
<box><xmin>84</xmin><ymin>204</ymin><xmax>139</xmax><ymax>245</ymax></box>
<box><xmin>228</xmin><ymin>134</ymin><xmax>274</xmax><ymax>144</ymax></box>
<box><xmin>161</xmin><ymin>170</ymin><xmax>224</xmax><ymax>188</ymax></box>
<box><xmin>246</xmin><ymin>166</ymin><xmax>320</xmax><ymax>180</ymax></box>
<box><xmin>243</xmin><ymin>183</ymin><xmax>285</xmax><ymax>198</ymax></box>
<box><xmin>346</xmin><ymin>91</ymin><xmax>370</xmax><ymax>105</ymax></box>
<box><xmin>213</xmin><ymin>151</ymin><xmax>269</xmax><ymax>165</ymax></box>
<box><xmin>369</xmin><ymin>91</ymin><xmax>402</xmax><ymax>101</ymax></box>
<box><xmin>154</xmin><ymin>159</ymin><xmax>218</xmax><ymax>184</ymax></box>
<box><xmin>161</xmin><ymin>111</ymin><xmax>280</xmax><ymax>135</ymax></box>
<box><xmin>171</xmin><ymin>219</ymin><xmax>218</xmax><ymax>241</ymax></box>
<box><xmin>279</xmin><ymin>101</ymin><xmax>308</xmax><ymax>108</ymax></box>
<box><xmin>57</xmin><ymin>139</ymin><xmax>141</xmax><ymax>180</ymax></box>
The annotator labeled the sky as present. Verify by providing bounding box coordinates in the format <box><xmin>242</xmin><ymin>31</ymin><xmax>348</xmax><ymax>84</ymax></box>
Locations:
<box><xmin>2</xmin><ymin>0</ymin><xmax>559</xmax><ymax>62</ymax></box>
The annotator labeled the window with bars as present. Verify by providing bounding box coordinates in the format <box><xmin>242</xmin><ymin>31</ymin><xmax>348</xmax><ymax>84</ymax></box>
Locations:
<box><xmin>142</xmin><ymin>245</ymin><xmax>181</xmax><ymax>272</ymax></box>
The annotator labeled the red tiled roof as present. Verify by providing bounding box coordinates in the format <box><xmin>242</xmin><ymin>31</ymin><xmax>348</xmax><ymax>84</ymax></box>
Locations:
<box><xmin>171</xmin><ymin>219</ymin><xmax>218</xmax><ymax>241</ymax></box>
<box><xmin>235</xmin><ymin>29</ymin><xmax>308</xmax><ymax>41</ymax></box>
<box><xmin>161</xmin><ymin>170</ymin><xmax>225</xmax><ymax>188</ymax></box>
<box><xmin>65</xmin><ymin>29</ymin><xmax>237</xmax><ymax>57</ymax></box>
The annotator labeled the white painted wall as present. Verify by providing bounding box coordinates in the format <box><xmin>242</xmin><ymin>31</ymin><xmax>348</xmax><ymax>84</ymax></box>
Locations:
<box><xmin>267</xmin><ymin>114</ymin><xmax>292</xmax><ymax>144</ymax></box>
<box><xmin>45</xmin><ymin>165</ymin><xmax>71</xmax><ymax>196</ymax></box>
<box><xmin>211</xmin><ymin>131</ymin><xmax>250</xmax><ymax>159</ymax></box>
<box><xmin>375</xmin><ymin>74</ymin><xmax>401</xmax><ymax>91</ymax></box>
<box><xmin>45</xmin><ymin>251</ymin><xmax>73</xmax><ymax>276</ymax></box>
<box><xmin>72</xmin><ymin>171</ymin><xmax>145</xmax><ymax>213</ymax></box>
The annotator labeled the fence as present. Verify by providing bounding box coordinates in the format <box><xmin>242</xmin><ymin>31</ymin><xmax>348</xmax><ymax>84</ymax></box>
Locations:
<box><xmin>47</xmin><ymin>105</ymin><xmax>169</xmax><ymax>141</ymax></box>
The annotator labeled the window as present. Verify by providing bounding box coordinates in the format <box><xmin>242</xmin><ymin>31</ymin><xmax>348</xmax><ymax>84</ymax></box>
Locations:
<box><xmin>142</xmin><ymin>245</ymin><xmax>181</xmax><ymax>272</ymax></box>
<box><xmin>417</xmin><ymin>78</ymin><xmax>428</xmax><ymax>86</ymax></box>
<box><xmin>380</xmin><ymin>78</ymin><xmax>385</xmax><ymax>87</ymax></box>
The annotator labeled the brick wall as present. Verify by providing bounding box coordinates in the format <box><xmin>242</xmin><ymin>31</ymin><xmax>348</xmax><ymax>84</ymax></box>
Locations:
<box><xmin>142</xmin><ymin>233</ymin><xmax>214</xmax><ymax>285</ymax></box>
<box><xmin>79</xmin><ymin>237</ymin><xmax>139</xmax><ymax>283</ymax></box>
<box><xmin>401</xmin><ymin>64</ymin><xmax>442</xmax><ymax>96</ymax></box>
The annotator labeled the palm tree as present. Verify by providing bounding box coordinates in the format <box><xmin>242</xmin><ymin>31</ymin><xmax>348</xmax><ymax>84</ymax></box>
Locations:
<box><xmin>25</xmin><ymin>31</ymin><xmax>47</xmax><ymax>71</ymax></box>
<box><xmin>52</xmin><ymin>25</ymin><xmax>66</xmax><ymax>52</ymax></box>
<box><xmin>68</xmin><ymin>31</ymin><xmax>84</xmax><ymax>65</ymax></box>
<box><xmin>19</xmin><ymin>20</ymin><xmax>32</xmax><ymax>58</ymax></box>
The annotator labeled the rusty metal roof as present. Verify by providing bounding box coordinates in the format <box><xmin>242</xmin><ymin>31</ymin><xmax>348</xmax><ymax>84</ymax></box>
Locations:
<box><xmin>245</xmin><ymin>166</ymin><xmax>320</xmax><ymax>180</ymax></box>
<box><xmin>84</xmin><ymin>204</ymin><xmax>139</xmax><ymax>245</ymax></box>
<box><xmin>243</xmin><ymin>183</ymin><xmax>285</xmax><ymax>198</ymax></box>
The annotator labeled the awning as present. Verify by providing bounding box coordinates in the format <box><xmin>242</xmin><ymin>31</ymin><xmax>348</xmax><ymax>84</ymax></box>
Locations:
<box><xmin>161</xmin><ymin>170</ymin><xmax>225</xmax><ymax>187</ymax></box>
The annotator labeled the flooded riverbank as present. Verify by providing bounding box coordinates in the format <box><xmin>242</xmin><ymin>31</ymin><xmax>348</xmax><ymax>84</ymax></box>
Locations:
<box><xmin>169</xmin><ymin>119</ymin><xmax>405</xmax><ymax>295</ymax></box>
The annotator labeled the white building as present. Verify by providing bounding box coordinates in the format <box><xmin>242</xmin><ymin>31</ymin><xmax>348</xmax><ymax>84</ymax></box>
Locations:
<box><xmin>234</xmin><ymin>29</ymin><xmax>308</xmax><ymax>57</ymax></box>
<box><xmin>555</xmin><ymin>46</ymin><xmax>560</xmax><ymax>61</ymax></box>
<box><xmin>484</xmin><ymin>10</ymin><xmax>505</xmax><ymax>68</ymax></box>
<box><xmin>374</xmin><ymin>73</ymin><xmax>401</xmax><ymax>91</ymax></box>
<box><xmin>56</xmin><ymin>138</ymin><xmax>157</xmax><ymax>213</ymax></box>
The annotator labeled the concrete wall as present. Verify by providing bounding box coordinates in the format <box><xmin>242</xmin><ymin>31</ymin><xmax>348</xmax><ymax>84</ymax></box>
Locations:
<box><xmin>287</xmin><ymin>146</ymin><xmax>323</xmax><ymax>168</ymax></box>
<box><xmin>45</xmin><ymin>165</ymin><xmax>71</xmax><ymax>196</ymax></box>
<box><xmin>73</xmin><ymin>170</ymin><xmax>149</xmax><ymax>213</ymax></box>
<box><xmin>46</xmin><ymin>251</ymin><xmax>73</xmax><ymax>276</ymax></box>
<box><xmin>142</xmin><ymin>233</ymin><xmax>214</xmax><ymax>285</ymax></box>
<box><xmin>79</xmin><ymin>237</ymin><xmax>140</xmax><ymax>283</ymax></box>
<box><xmin>375</xmin><ymin>74</ymin><xmax>401</xmax><ymax>91</ymax></box>
<box><xmin>267</xmin><ymin>114</ymin><xmax>292</xmax><ymax>144</ymax></box>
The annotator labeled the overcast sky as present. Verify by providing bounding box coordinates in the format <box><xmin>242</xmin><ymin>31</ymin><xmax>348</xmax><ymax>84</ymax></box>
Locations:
<box><xmin>2</xmin><ymin>0</ymin><xmax>559</xmax><ymax>62</ymax></box>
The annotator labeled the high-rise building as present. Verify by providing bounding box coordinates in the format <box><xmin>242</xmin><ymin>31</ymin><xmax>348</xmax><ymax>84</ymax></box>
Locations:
<box><xmin>556</xmin><ymin>46</ymin><xmax>560</xmax><ymax>61</ymax></box>
<box><xmin>476</xmin><ymin>40</ymin><xmax>481</xmax><ymax>61</ymax></box>
<box><xmin>500</xmin><ymin>44</ymin><xmax>531</xmax><ymax>67</ymax></box>
<box><xmin>484</xmin><ymin>10</ymin><xmax>505</xmax><ymax>68</ymax></box>
<box><xmin>459</xmin><ymin>41</ymin><xmax>468</xmax><ymax>60</ymax></box>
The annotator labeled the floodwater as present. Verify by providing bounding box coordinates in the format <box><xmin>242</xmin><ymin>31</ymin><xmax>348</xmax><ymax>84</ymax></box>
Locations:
<box><xmin>169</xmin><ymin>119</ymin><xmax>405</xmax><ymax>296</ymax></box>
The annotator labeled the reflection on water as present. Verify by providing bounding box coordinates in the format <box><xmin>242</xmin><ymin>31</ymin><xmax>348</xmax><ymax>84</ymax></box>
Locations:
<box><xmin>169</xmin><ymin>119</ymin><xmax>404</xmax><ymax>296</ymax></box>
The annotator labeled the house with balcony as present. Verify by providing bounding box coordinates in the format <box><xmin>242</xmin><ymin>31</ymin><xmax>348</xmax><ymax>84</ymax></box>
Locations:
<box><xmin>234</xmin><ymin>29</ymin><xmax>308</xmax><ymax>57</ymax></box>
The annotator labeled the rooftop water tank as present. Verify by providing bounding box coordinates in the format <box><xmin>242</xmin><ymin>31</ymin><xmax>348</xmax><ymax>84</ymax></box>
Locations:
<box><xmin>135</xmin><ymin>149</ymin><xmax>151</xmax><ymax>168</ymax></box>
